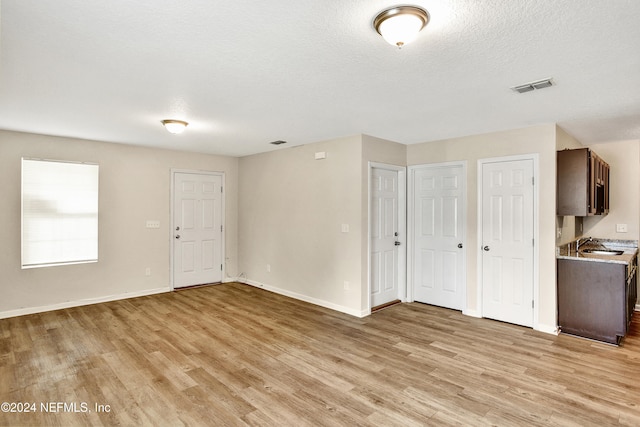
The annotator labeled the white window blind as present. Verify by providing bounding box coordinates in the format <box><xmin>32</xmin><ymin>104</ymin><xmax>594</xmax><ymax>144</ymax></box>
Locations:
<box><xmin>21</xmin><ymin>158</ymin><xmax>99</xmax><ymax>268</ymax></box>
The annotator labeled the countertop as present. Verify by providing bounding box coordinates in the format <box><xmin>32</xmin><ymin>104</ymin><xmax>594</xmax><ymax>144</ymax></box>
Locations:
<box><xmin>556</xmin><ymin>239</ymin><xmax>638</xmax><ymax>265</ymax></box>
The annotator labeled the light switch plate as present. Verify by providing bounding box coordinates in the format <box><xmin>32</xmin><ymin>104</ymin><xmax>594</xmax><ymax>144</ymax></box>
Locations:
<box><xmin>341</xmin><ymin>224</ymin><xmax>349</xmax><ymax>233</ymax></box>
<box><xmin>616</xmin><ymin>223</ymin><xmax>628</xmax><ymax>233</ymax></box>
<box><xmin>146</xmin><ymin>220</ymin><xmax>160</xmax><ymax>229</ymax></box>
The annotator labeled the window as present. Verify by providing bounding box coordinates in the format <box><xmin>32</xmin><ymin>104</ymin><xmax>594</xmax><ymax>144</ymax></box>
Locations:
<box><xmin>21</xmin><ymin>158</ymin><xmax>99</xmax><ymax>268</ymax></box>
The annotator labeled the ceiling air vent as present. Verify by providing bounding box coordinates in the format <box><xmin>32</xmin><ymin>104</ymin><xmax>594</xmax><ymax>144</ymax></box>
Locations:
<box><xmin>269</xmin><ymin>140</ymin><xmax>287</xmax><ymax>145</ymax></box>
<box><xmin>511</xmin><ymin>78</ymin><xmax>554</xmax><ymax>94</ymax></box>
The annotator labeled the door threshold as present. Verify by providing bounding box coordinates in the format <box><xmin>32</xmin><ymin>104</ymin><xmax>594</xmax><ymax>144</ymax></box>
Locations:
<box><xmin>174</xmin><ymin>282</ymin><xmax>221</xmax><ymax>291</ymax></box>
<box><xmin>372</xmin><ymin>300</ymin><xmax>401</xmax><ymax>313</ymax></box>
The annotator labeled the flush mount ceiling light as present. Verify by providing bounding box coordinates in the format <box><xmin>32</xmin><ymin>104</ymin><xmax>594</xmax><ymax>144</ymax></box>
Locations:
<box><xmin>161</xmin><ymin>119</ymin><xmax>189</xmax><ymax>134</ymax></box>
<box><xmin>373</xmin><ymin>5</ymin><xmax>429</xmax><ymax>48</ymax></box>
<box><xmin>511</xmin><ymin>78</ymin><xmax>554</xmax><ymax>94</ymax></box>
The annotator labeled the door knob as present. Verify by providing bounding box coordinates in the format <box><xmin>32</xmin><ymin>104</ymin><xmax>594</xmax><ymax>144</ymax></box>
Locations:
<box><xmin>394</xmin><ymin>241</ymin><xmax>401</xmax><ymax>246</ymax></box>
<box><xmin>483</xmin><ymin>245</ymin><xmax>490</xmax><ymax>251</ymax></box>
<box><xmin>175</xmin><ymin>234</ymin><xmax>181</xmax><ymax>239</ymax></box>
<box><xmin>458</xmin><ymin>243</ymin><xmax>463</xmax><ymax>249</ymax></box>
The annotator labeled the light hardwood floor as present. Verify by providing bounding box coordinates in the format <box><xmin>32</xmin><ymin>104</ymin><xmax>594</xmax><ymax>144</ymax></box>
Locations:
<box><xmin>1</xmin><ymin>282</ymin><xmax>639</xmax><ymax>426</ymax></box>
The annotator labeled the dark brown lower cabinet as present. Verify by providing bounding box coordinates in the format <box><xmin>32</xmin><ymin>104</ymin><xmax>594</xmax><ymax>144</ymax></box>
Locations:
<box><xmin>557</xmin><ymin>258</ymin><xmax>636</xmax><ymax>344</ymax></box>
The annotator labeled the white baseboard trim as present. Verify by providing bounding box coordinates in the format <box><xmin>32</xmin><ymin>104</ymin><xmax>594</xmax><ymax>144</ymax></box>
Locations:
<box><xmin>636</xmin><ymin>303</ymin><xmax>639</xmax><ymax>312</ymax></box>
<box><xmin>535</xmin><ymin>323</ymin><xmax>560</xmax><ymax>335</ymax></box>
<box><xmin>461</xmin><ymin>309</ymin><xmax>558</xmax><ymax>335</ymax></box>
<box><xmin>239</xmin><ymin>278</ymin><xmax>368</xmax><ymax>318</ymax></box>
<box><xmin>0</xmin><ymin>287</ymin><xmax>171</xmax><ymax>320</ymax></box>
<box><xmin>462</xmin><ymin>308</ymin><xmax>481</xmax><ymax>318</ymax></box>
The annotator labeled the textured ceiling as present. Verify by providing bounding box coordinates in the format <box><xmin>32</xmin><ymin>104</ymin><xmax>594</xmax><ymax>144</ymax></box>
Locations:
<box><xmin>1</xmin><ymin>0</ymin><xmax>639</xmax><ymax>157</ymax></box>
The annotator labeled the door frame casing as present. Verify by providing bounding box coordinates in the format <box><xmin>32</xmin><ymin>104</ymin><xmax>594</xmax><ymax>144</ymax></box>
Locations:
<box><xmin>170</xmin><ymin>169</ymin><xmax>226</xmax><ymax>290</ymax></box>
<box><xmin>407</xmin><ymin>161</ymin><xmax>467</xmax><ymax>311</ymax></box>
<box><xmin>367</xmin><ymin>162</ymin><xmax>407</xmax><ymax>313</ymax></box>
<box><xmin>477</xmin><ymin>154</ymin><xmax>539</xmax><ymax>329</ymax></box>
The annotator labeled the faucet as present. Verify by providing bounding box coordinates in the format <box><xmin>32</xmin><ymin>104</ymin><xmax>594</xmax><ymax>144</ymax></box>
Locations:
<box><xmin>576</xmin><ymin>236</ymin><xmax>592</xmax><ymax>252</ymax></box>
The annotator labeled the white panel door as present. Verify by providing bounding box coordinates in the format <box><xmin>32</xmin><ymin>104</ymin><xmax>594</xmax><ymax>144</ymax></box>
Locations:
<box><xmin>481</xmin><ymin>159</ymin><xmax>534</xmax><ymax>327</ymax></box>
<box><xmin>371</xmin><ymin>168</ymin><xmax>400</xmax><ymax>307</ymax></box>
<box><xmin>173</xmin><ymin>172</ymin><xmax>223</xmax><ymax>288</ymax></box>
<box><xmin>412</xmin><ymin>164</ymin><xmax>465</xmax><ymax>310</ymax></box>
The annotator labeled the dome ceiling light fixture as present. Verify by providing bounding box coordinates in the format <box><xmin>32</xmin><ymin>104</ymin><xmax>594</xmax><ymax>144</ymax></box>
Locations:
<box><xmin>161</xmin><ymin>119</ymin><xmax>189</xmax><ymax>134</ymax></box>
<box><xmin>373</xmin><ymin>5</ymin><xmax>430</xmax><ymax>48</ymax></box>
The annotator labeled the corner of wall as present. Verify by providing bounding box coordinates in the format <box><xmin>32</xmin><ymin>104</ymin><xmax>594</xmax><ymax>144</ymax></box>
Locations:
<box><xmin>237</xmin><ymin>135</ymin><xmax>366</xmax><ymax>316</ymax></box>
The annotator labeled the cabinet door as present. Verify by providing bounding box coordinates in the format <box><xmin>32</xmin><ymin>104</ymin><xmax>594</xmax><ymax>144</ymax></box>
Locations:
<box><xmin>603</xmin><ymin>162</ymin><xmax>610</xmax><ymax>214</ymax></box>
<box><xmin>557</xmin><ymin>148</ymin><xmax>590</xmax><ymax>216</ymax></box>
<box><xmin>589</xmin><ymin>153</ymin><xmax>597</xmax><ymax>215</ymax></box>
<box><xmin>557</xmin><ymin>148</ymin><xmax>609</xmax><ymax>216</ymax></box>
<box><xmin>557</xmin><ymin>259</ymin><xmax>626</xmax><ymax>344</ymax></box>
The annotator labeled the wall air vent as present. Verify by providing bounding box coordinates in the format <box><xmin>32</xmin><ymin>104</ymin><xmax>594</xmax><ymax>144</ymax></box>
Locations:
<box><xmin>511</xmin><ymin>78</ymin><xmax>554</xmax><ymax>93</ymax></box>
<box><xmin>269</xmin><ymin>140</ymin><xmax>287</xmax><ymax>145</ymax></box>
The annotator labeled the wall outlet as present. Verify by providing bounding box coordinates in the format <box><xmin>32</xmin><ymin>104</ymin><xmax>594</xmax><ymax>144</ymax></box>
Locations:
<box><xmin>145</xmin><ymin>267</ymin><xmax>151</xmax><ymax>276</ymax></box>
<box><xmin>344</xmin><ymin>281</ymin><xmax>350</xmax><ymax>290</ymax></box>
<box><xmin>146</xmin><ymin>220</ymin><xmax>160</xmax><ymax>229</ymax></box>
<box><xmin>266</xmin><ymin>264</ymin><xmax>271</xmax><ymax>273</ymax></box>
<box><xmin>341</xmin><ymin>224</ymin><xmax>350</xmax><ymax>233</ymax></box>
<box><xmin>616</xmin><ymin>224</ymin><xmax>628</xmax><ymax>233</ymax></box>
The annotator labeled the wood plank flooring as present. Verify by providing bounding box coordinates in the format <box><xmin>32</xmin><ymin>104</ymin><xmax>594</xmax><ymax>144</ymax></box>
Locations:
<box><xmin>1</xmin><ymin>282</ymin><xmax>640</xmax><ymax>426</ymax></box>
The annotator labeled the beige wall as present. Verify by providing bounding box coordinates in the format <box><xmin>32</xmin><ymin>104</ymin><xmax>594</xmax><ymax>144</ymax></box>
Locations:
<box><xmin>0</xmin><ymin>130</ymin><xmax>238</xmax><ymax>316</ymax></box>
<box><xmin>584</xmin><ymin>139</ymin><xmax>640</xmax><ymax>305</ymax></box>
<box><xmin>581</xmin><ymin>139</ymin><xmax>640</xmax><ymax>241</ymax></box>
<box><xmin>238</xmin><ymin>136</ymin><xmax>365</xmax><ymax>315</ymax></box>
<box><xmin>237</xmin><ymin>134</ymin><xmax>408</xmax><ymax>315</ymax></box>
<box><xmin>554</xmin><ymin>132</ymin><xmax>640</xmax><ymax>245</ymax></box>
<box><xmin>407</xmin><ymin>124</ymin><xmax>558</xmax><ymax>332</ymax></box>
<box><xmin>3</xmin><ymin>125</ymin><xmax>634</xmax><ymax>327</ymax></box>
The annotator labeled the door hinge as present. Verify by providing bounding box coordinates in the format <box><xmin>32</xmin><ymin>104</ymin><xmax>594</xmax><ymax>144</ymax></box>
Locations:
<box><xmin>532</xmin><ymin>300</ymin><xmax>534</xmax><ymax>309</ymax></box>
<box><xmin>532</xmin><ymin>238</ymin><xmax>535</xmax><ymax>246</ymax></box>
<box><xmin>221</xmin><ymin>225</ymin><xmax>223</xmax><ymax>232</ymax></box>
<box><xmin>221</xmin><ymin>186</ymin><xmax>224</xmax><ymax>193</ymax></box>
<box><xmin>221</xmin><ymin>264</ymin><xmax>223</xmax><ymax>271</ymax></box>
<box><xmin>532</xmin><ymin>177</ymin><xmax>535</xmax><ymax>185</ymax></box>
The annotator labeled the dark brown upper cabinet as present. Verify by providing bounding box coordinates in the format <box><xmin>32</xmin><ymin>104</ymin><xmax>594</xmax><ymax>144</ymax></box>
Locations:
<box><xmin>557</xmin><ymin>148</ymin><xmax>610</xmax><ymax>216</ymax></box>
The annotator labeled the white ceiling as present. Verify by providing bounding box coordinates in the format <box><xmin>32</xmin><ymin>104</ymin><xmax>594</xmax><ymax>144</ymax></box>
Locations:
<box><xmin>1</xmin><ymin>0</ymin><xmax>639</xmax><ymax>157</ymax></box>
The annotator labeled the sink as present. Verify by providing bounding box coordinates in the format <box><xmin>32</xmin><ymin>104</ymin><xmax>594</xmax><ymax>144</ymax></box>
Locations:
<box><xmin>581</xmin><ymin>249</ymin><xmax>624</xmax><ymax>256</ymax></box>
